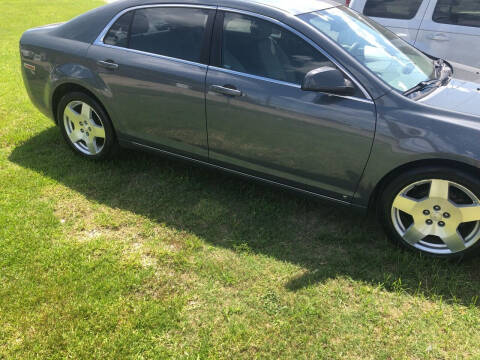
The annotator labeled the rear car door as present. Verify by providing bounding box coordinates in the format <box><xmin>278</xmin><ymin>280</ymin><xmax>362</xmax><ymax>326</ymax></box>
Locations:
<box><xmin>416</xmin><ymin>0</ymin><xmax>480</xmax><ymax>68</ymax></box>
<box><xmin>352</xmin><ymin>0</ymin><xmax>431</xmax><ymax>44</ymax></box>
<box><xmin>88</xmin><ymin>6</ymin><xmax>215</xmax><ymax>159</ymax></box>
<box><xmin>205</xmin><ymin>11</ymin><xmax>377</xmax><ymax>202</ymax></box>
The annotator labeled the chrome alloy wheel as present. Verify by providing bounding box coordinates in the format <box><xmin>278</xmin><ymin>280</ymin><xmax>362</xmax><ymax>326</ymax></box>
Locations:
<box><xmin>63</xmin><ymin>100</ymin><xmax>106</xmax><ymax>155</ymax></box>
<box><xmin>391</xmin><ymin>179</ymin><xmax>480</xmax><ymax>255</ymax></box>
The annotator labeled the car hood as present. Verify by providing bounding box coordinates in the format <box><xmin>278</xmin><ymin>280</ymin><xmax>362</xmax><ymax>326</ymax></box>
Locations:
<box><xmin>421</xmin><ymin>62</ymin><xmax>480</xmax><ymax>118</ymax></box>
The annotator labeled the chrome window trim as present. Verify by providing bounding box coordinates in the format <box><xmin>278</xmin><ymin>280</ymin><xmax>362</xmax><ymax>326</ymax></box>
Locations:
<box><xmin>209</xmin><ymin>65</ymin><xmax>302</xmax><ymax>89</ymax></box>
<box><xmin>92</xmin><ymin>3</ymin><xmax>373</xmax><ymax>103</ymax></box>
<box><xmin>209</xmin><ymin>65</ymin><xmax>374</xmax><ymax>104</ymax></box>
<box><xmin>93</xmin><ymin>4</ymin><xmax>217</xmax><ymax>45</ymax></box>
<box><xmin>218</xmin><ymin>6</ymin><xmax>373</xmax><ymax>101</ymax></box>
<box><xmin>96</xmin><ymin>43</ymin><xmax>209</xmax><ymax>69</ymax></box>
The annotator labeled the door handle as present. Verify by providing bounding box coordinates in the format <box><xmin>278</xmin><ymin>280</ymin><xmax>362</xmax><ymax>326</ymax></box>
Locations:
<box><xmin>428</xmin><ymin>33</ymin><xmax>450</xmax><ymax>41</ymax></box>
<box><xmin>211</xmin><ymin>85</ymin><xmax>242</xmax><ymax>97</ymax></box>
<box><xmin>97</xmin><ymin>60</ymin><xmax>119</xmax><ymax>70</ymax></box>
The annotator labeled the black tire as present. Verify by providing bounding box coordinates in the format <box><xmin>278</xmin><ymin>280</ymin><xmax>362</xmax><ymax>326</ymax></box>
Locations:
<box><xmin>57</xmin><ymin>91</ymin><xmax>118</xmax><ymax>160</ymax></box>
<box><xmin>378</xmin><ymin>165</ymin><xmax>480</xmax><ymax>259</ymax></box>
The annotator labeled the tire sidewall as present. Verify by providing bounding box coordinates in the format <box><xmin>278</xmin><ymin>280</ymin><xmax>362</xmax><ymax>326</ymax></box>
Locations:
<box><xmin>379</xmin><ymin>166</ymin><xmax>480</xmax><ymax>259</ymax></box>
<box><xmin>57</xmin><ymin>92</ymin><xmax>116</xmax><ymax>160</ymax></box>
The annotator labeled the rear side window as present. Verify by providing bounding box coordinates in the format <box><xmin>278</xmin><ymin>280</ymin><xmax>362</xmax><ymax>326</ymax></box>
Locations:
<box><xmin>433</xmin><ymin>0</ymin><xmax>480</xmax><ymax>28</ymax></box>
<box><xmin>363</xmin><ymin>0</ymin><xmax>424</xmax><ymax>20</ymax></box>
<box><xmin>104</xmin><ymin>12</ymin><xmax>133</xmax><ymax>47</ymax></box>
<box><xmin>221</xmin><ymin>12</ymin><xmax>332</xmax><ymax>84</ymax></box>
<box><xmin>128</xmin><ymin>7</ymin><xmax>210</xmax><ymax>62</ymax></box>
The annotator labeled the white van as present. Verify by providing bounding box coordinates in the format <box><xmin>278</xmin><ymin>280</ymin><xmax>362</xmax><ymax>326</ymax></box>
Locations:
<box><xmin>349</xmin><ymin>0</ymin><xmax>480</xmax><ymax>69</ymax></box>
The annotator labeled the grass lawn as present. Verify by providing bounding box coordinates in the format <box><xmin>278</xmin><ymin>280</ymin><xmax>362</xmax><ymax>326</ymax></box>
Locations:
<box><xmin>1</xmin><ymin>1</ymin><xmax>480</xmax><ymax>358</ymax></box>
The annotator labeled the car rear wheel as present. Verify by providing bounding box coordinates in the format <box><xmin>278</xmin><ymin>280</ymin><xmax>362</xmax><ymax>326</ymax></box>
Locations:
<box><xmin>58</xmin><ymin>92</ymin><xmax>117</xmax><ymax>159</ymax></box>
<box><xmin>379</xmin><ymin>166</ymin><xmax>480</xmax><ymax>259</ymax></box>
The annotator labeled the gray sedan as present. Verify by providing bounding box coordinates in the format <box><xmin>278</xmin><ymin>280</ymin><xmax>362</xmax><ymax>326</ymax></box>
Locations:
<box><xmin>20</xmin><ymin>0</ymin><xmax>480</xmax><ymax>259</ymax></box>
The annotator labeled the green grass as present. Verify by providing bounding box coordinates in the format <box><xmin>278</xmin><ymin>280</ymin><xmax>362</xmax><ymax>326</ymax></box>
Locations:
<box><xmin>1</xmin><ymin>1</ymin><xmax>480</xmax><ymax>359</ymax></box>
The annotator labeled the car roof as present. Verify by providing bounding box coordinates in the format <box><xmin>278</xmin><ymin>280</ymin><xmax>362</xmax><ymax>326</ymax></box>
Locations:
<box><xmin>222</xmin><ymin>0</ymin><xmax>339</xmax><ymax>15</ymax></box>
<box><xmin>54</xmin><ymin>0</ymin><xmax>339</xmax><ymax>44</ymax></box>
<box><xmin>106</xmin><ymin>0</ymin><xmax>339</xmax><ymax>16</ymax></box>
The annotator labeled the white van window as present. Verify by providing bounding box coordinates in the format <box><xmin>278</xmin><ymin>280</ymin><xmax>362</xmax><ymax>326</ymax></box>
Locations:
<box><xmin>433</xmin><ymin>0</ymin><xmax>480</xmax><ymax>28</ymax></box>
<box><xmin>363</xmin><ymin>0</ymin><xmax>424</xmax><ymax>20</ymax></box>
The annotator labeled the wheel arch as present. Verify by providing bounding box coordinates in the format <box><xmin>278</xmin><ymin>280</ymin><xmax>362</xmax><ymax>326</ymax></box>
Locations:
<box><xmin>368</xmin><ymin>158</ymin><xmax>480</xmax><ymax>213</ymax></box>
<box><xmin>52</xmin><ymin>82</ymin><xmax>110</xmax><ymax>126</ymax></box>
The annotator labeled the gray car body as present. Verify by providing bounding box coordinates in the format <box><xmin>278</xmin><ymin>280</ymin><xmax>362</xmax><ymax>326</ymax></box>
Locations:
<box><xmin>20</xmin><ymin>0</ymin><xmax>480</xmax><ymax>211</ymax></box>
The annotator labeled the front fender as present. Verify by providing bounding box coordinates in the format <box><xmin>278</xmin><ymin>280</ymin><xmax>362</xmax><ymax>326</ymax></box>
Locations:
<box><xmin>354</xmin><ymin>93</ymin><xmax>480</xmax><ymax>207</ymax></box>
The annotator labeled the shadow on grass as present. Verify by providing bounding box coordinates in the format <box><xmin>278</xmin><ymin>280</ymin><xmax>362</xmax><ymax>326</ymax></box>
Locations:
<box><xmin>9</xmin><ymin>127</ymin><xmax>480</xmax><ymax>306</ymax></box>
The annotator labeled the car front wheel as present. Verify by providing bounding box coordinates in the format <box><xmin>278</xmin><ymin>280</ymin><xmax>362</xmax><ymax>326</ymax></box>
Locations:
<box><xmin>379</xmin><ymin>166</ymin><xmax>480</xmax><ymax>258</ymax></box>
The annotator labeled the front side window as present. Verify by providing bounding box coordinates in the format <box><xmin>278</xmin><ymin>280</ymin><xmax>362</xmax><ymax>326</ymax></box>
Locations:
<box><xmin>363</xmin><ymin>0</ymin><xmax>424</xmax><ymax>20</ymax></box>
<box><xmin>221</xmin><ymin>12</ymin><xmax>332</xmax><ymax>84</ymax></box>
<box><xmin>433</xmin><ymin>0</ymin><xmax>480</xmax><ymax>28</ymax></box>
<box><xmin>300</xmin><ymin>6</ymin><xmax>435</xmax><ymax>92</ymax></box>
<box><xmin>103</xmin><ymin>7</ymin><xmax>210</xmax><ymax>63</ymax></box>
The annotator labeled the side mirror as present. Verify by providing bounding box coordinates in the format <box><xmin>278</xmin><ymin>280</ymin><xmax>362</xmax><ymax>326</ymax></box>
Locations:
<box><xmin>301</xmin><ymin>66</ymin><xmax>356</xmax><ymax>96</ymax></box>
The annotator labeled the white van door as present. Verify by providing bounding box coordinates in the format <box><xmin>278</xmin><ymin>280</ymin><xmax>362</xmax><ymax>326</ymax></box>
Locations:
<box><xmin>416</xmin><ymin>0</ymin><xmax>480</xmax><ymax>68</ymax></box>
<box><xmin>351</xmin><ymin>0</ymin><xmax>431</xmax><ymax>44</ymax></box>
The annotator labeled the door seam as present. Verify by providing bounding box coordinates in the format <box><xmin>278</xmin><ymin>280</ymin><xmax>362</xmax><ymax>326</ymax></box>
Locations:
<box><xmin>204</xmin><ymin>6</ymin><xmax>219</xmax><ymax>160</ymax></box>
<box><xmin>414</xmin><ymin>0</ymin><xmax>434</xmax><ymax>44</ymax></box>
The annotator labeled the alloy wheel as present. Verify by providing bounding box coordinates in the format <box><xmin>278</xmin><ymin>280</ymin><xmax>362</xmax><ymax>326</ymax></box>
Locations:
<box><xmin>391</xmin><ymin>179</ymin><xmax>480</xmax><ymax>255</ymax></box>
<box><xmin>63</xmin><ymin>100</ymin><xmax>106</xmax><ymax>155</ymax></box>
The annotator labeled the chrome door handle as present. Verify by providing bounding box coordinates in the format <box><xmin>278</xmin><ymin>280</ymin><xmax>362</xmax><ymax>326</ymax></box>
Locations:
<box><xmin>97</xmin><ymin>60</ymin><xmax>119</xmax><ymax>70</ymax></box>
<box><xmin>211</xmin><ymin>85</ymin><xmax>242</xmax><ymax>97</ymax></box>
<box><xmin>428</xmin><ymin>33</ymin><xmax>449</xmax><ymax>41</ymax></box>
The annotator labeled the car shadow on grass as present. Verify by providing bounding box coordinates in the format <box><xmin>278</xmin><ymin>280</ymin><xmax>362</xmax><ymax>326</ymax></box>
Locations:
<box><xmin>9</xmin><ymin>127</ymin><xmax>480</xmax><ymax>306</ymax></box>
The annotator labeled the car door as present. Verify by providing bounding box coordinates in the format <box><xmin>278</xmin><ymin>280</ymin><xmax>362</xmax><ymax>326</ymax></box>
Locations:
<box><xmin>415</xmin><ymin>0</ymin><xmax>480</xmax><ymax>68</ymax></box>
<box><xmin>205</xmin><ymin>11</ymin><xmax>377</xmax><ymax>201</ymax></box>
<box><xmin>352</xmin><ymin>0</ymin><xmax>431</xmax><ymax>44</ymax></box>
<box><xmin>88</xmin><ymin>6</ymin><xmax>215</xmax><ymax>159</ymax></box>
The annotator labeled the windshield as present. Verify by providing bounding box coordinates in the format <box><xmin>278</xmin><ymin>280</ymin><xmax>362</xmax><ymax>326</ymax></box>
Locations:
<box><xmin>299</xmin><ymin>7</ymin><xmax>435</xmax><ymax>92</ymax></box>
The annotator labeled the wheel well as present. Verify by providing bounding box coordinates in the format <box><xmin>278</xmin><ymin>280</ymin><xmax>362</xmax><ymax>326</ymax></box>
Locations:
<box><xmin>368</xmin><ymin>159</ymin><xmax>480</xmax><ymax>213</ymax></box>
<box><xmin>52</xmin><ymin>83</ymin><xmax>109</xmax><ymax>125</ymax></box>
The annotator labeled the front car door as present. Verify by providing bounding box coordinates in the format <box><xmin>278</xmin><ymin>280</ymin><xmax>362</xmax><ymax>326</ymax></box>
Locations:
<box><xmin>353</xmin><ymin>0</ymin><xmax>431</xmax><ymax>44</ymax></box>
<box><xmin>88</xmin><ymin>5</ymin><xmax>215</xmax><ymax>159</ymax></box>
<box><xmin>205</xmin><ymin>10</ymin><xmax>377</xmax><ymax>201</ymax></box>
<box><xmin>416</xmin><ymin>0</ymin><xmax>480</xmax><ymax>69</ymax></box>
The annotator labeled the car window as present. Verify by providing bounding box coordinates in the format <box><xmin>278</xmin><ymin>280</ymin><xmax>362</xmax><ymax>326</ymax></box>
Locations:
<box><xmin>221</xmin><ymin>12</ymin><xmax>332</xmax><ymax>84</ymax></box>
<box><xmin>128</xmin><ymin>7</ymin><xmax>210</xmax><ymax>63</ymax></box>
<box><xmin>363</xmin><ymin>0</ymin><xmax>424</xmax><ymax>20</ymax></box>
<box><xmin>104</xmin><ymin>12</ymin><xmax>133</xmax><ymax>47</ymax></box>
<box><xmin>433</xmin><ymin>0</ymin><xmax>480</xmax><ymax>28</ymax></box>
